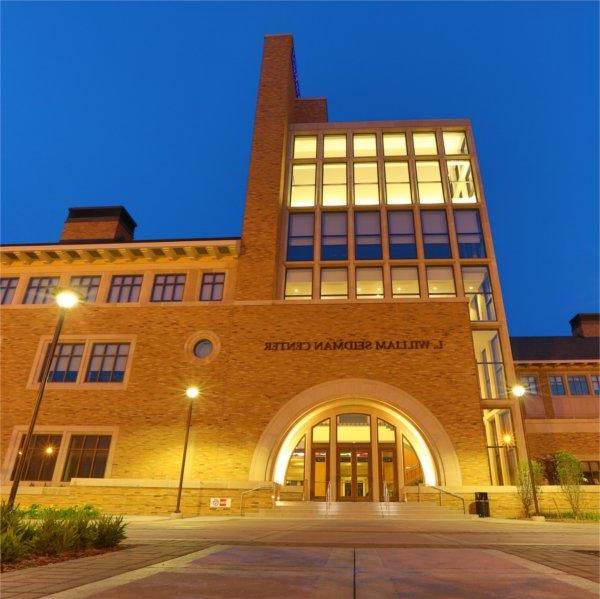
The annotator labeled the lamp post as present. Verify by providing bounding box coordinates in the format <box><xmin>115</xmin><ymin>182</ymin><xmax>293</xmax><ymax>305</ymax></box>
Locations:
<box><xmin>511</xmin><ymin>383</ymin><xmax>541</xmax><ymax>517</ymax></box>
<box><xmin>7</xmin><ymin>289</ymin><xmax>80</xmax><ymax>509</ymax></box>
<box><xmin>173</xmin><ymin>385</ymin><xmax>200</xmax><ymax>516</ymax></box>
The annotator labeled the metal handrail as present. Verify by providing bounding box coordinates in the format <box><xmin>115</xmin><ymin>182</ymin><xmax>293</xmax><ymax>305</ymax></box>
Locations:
<box><xmin>382</xmin><ymin>482</ymin><xmax>390</xmax><ymax>517</ymax></box>
<box><xmin>239</xmin><ymin>483</ymin><xmax>275</xmax><ymax>516</ymax></box>
<box><xmin>325</xmin><ymin>480</ymin><xmax>332</xmax><ymax>516</ymax></box>
<box><xmin>422</xmin><ymin>484</ymin><xmax>466</xmax><ymax>514</ymax></box>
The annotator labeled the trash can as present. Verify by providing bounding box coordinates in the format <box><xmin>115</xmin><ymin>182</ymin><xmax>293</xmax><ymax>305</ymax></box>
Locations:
<box><xmin>474</xmin><ymin>492</ymin><xmax>490</xmax><ymax>517</ymax></box>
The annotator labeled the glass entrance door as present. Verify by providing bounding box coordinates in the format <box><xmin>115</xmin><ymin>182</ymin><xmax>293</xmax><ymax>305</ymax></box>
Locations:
<box><xmin>337</xmin><ymin>447</ymin><xmax>371</xmax><ymax>501</ymax></box>
<box><xmin>311</xmin><ymin>447</ymin><xmax>329</xmax><ymax>501</ymax></box>
<box><xmin>379</xmin><ymin>447</ymin><xmax>398</xmax><ymax>501</ymax></box>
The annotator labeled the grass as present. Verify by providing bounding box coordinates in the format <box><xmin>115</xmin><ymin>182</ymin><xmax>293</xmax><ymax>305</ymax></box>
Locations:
<box><xmin>541</xmin><ymin>511</ymin><xmax>600</xmax><ymax>522</ymax></box>
<box><xmin>0</xmin><ymin>502</ymin><xmax>126</xmax><ymax>567</ymax></box>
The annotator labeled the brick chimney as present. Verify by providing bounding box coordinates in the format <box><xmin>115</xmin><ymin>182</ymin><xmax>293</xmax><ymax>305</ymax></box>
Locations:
<box><xmin>569</xmin><ymin>313</ymin><xmax>600</xmax><ymax>338</ymax></box>
<box><xmin>60</xmin><ymin>206</ymin><xmax>137</xmax><ymax>242</ymax></box>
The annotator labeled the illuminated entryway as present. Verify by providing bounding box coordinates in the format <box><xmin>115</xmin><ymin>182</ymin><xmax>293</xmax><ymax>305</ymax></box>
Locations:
<box><xmin>278</xmin><ymin>405</ymin><xmax>432</xmax><ymax>502</ymax></box>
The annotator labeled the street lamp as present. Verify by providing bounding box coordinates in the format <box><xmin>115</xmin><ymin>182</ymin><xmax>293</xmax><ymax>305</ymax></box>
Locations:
<box><xmin>173</xmin><ymin>386</ymin><xmax>200</xmax><ymax>516</ymax></box>
<box><xmin>511</xmin><ymin>383</ymin><xmax>541</xmax><ymax>517</ymax></box>
<box><xmin>7</xmin><ymin>289</ymin><xmax>80</xmax><ymax>509</ymax></box>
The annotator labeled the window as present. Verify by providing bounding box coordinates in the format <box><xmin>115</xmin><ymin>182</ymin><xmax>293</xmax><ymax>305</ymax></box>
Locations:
<box><xmin>473</xmin><ymin>331</ymin><xmax>507</xmax><ymax>398</ymax></box>
<box><xmin>40</xmin><ymin>343</ymin><xmax>84</xmax><ymax>383</ymax></box>
<box><xmin>293</xmin><ymin>135</ymin><xmax>317</xmax><ymax>159</ymax></box>
<box><xmin>86</xmin><ymin>343</ymin><xmax>130</xmax><ymax>383</ymax></box>
<box><xmin>200</xmin><ymin>273</ymin><xmax>225</xmax><ymax>301</ymax></box>
<box><xmin>11</xmin><ymin>434</ymin><xmax>62</xmax><ymax>481</ymax></box>
<box><xmin>391</xmin><ymin>267</ymin><xmax>419</xmax><ymax>298</ymax></box>
<box><xmin>567</xmin><ymin>375</ymin><xmax>590</xmax><ymax>395</ymax></box>
<box><xmin>443</xmin><ymin>131</ymin><xmax>468</xmax><ymax>155</ymax></box>
<box><xmin>447</xmin><ymin>160</ymin><xmax>477</xmax><ymax>203</ymax></box>
<box><xmin>1</xmin><ymin>277</ymin><xmax>18</xmax><ymax>305</ymax></box>
<box><xmin>455</xmin><ymin>210</ymin><xmax>486</xmax><ymax>258</ymax></box>
<box><xmin>383</xmin><ymin>133</ymin><xmax>407</xmax><ymax>156</ymax></box>
<box><xmin>322</xmin><ymin>164</ymin><xmax>347</xmax><ymax>206</ymax></box>
<box><xmin>520</xmin><ymin>375</ymin><xmax>539</xmax><ymax>396</ymax></box>
<box><xmin>321</xmin><ymin>212</ymin><xmax>348</xmax><ymax>260</ymax></box>
<box><xmin>320</xmin><ymin>268</ymin><xmax>348</xmax><ymax>299</ymax></box>
<box><xmin>353</xmin><ymin>163</ymin><xmax>379</xmax><ymax>205</ymax></box>
<box><xmin>483</xmin><ymin>409</ymin><xmax>518</xmax><ymax>485</ymax></box>
<box><xmin>388</xmin><ymin>212</ymin><xmax>417</xmax><ymax>259</ymax></box>
<box><xmin>287</xmin><ymin>213</ymin><xmax>314</xmax><ymax>261</ymax></box>
<box><xmin>290</xmin><ymin>164</ymin><xmax>316</xmax><ymax>207</ymax></box>
<box><xmin>377</xmin><ymin>419</ymin><xmax>396</xmax><ymax>443</ymax></box>
<box><xmin>416</xmin><ymin>161</ymin><xmax>444</xmax><ymax>204</ymax></box>
<box><xmin>413</xmin><ymin>132</ymin><xmax>437</xmax><ymax>155</ymax></box>
<box><xmin>24</xmin><ymin>277</ymin><xmax>59</xmax><ymax>304</ymax></box>
<box><xmin>70</xmin><ymin>276</ymin><xmax>101</xmax><ymax>302</ymax></box>
<box><xmin>462</xmin><ymin>266</ymin><xmax>496</xmax><ymax>321</ymax></box>
<box><xmin>421</xmin><ymin>211</ymin><xmax>451</xmax><ymax>258</ymax></box>
<box><xmin>284</xmin><ymin>269</ymin><xmax>312</xmax><ymax>300</ymax></box>
<box><xmin>312</xmin><ymin>419</ymin><xmax>330</xmax><ymax>443</ymax></box>
<box><xmin>323</xmin><ymin>135</ymin><xmax>346</xmax><ymax>158</ymax></box>
<box><xmin>151</xmin><ymin>274</ymin><xmax>186</xmax><ymax>302</ymax></box>
<box><xmin>426</xmin><ymin>266</ymin><xmax>456</xmax><ymax>298</ymax></box>
<box><xmin>337</xmin><ymin>413</ymin><xmax>371</xmax><ymax>442</ymax></box>
<box><xmin>549</xmin><ymin>376</ymin><xmax>566</xmax><ymax>396</ymax></box>
<box><xmin>62</xmin><ymin>435</ymin><xmax>111</xmax><ymax>481</ymax></box>
<box><xmin>353</xmin><ymin>133</ymin><xmax>377</xmax><ymax>157</ymax></box>
<box><xmin>194</xmin><ymin>339</ymin><xmax>213</xmax><ymax>359</ymax></box>
<box><xmin>108</xmin><ymin>275</ymin><xmax>142</xmax><ymax>303</ymax></box>
<box><xmin>591</xmin><ymin>375</ymin><xmax>600</xmax><ymax>396</ymax></box>
<box><xmin>384</xmin><ymin>162</ymin><xmax>411</xmax><ymax>205</ymax></box>
<box><xmin>356</xmin><ymin>267</ymin><xmax>384</xmax><ymax>298</ymax></box>
<box><xmin>354</xmin><ymin>212</ymin><xmax>382</xmax><ymax>260</ymax></box>
<box><xmin>581</xmin><ymin>461</ymin><xmax>600</xmax><ymax>485</ymax></box>
<box><xmin>284</xmin><ymin>437</ymin><xmax>305</xmax><ymax>486</ymax></box>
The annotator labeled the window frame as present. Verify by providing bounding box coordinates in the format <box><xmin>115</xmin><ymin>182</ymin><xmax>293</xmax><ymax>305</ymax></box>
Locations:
<box><xmin>107</xmin><ymin>274</ymin><xmax>144</xmax><ymax>304</ymax></box>
<box><xmin>287</xmin><ymin>212</ymin><xmax>315</xmax><ymax>262</ymax></box>
<box><xmin>70</xmin><ymin>275</ymin><xmax>101</xmax><ymax>303</ymax></box>
<box><xmin>548</xmin><ymin>375</ymin><xmax>566</xmax><ymax>396</ymax></box>
<box><xmin>0</xmin><ymin>277</ymin><xmax>19</xmax><ymax>305</ymax></box>
<box><xmin>150</xmin><ymin>273</ymin><xmax>186</xmax><ymax>303</ymax></box>
<box><xmin>199</xmin><ymin>272</ymin><xmax>226</xmax><ymax>301</ymax></box>
<box><xmin>23</xmin><ymin>276</ymin><xmax>60</xmax><ymax>305</ymax></box>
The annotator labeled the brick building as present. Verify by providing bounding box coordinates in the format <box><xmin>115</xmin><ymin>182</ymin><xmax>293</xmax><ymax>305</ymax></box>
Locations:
<box><xmin>1</xmin><ymin>35</ymin><xmax>598</xmax><ymax>516</ymax></box>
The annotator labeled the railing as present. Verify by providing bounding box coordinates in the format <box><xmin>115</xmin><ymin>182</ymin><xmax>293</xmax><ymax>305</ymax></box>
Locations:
<box><xmin>239</xmin><ymin>482</ymin><xmax>276</xmax><ymax>516</ymax></box>
<box><xmin>325</xmin><ymin>480</ymin><xmax>332</xmax><ymax>516</ymax></box>
<box><xmin>417</xmin><ymin>483</ymin><xmax>466</xmax><ymax>514</ymax></box>
<box><xmin>382</xmin><ymin>482</ymin><xmax>390</xmax><ymax>517</ymax></box>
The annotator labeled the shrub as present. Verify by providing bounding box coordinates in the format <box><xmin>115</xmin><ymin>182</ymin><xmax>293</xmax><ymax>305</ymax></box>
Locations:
<box><xmin>516</xmin><ymin>459</ymin><xmax>543</xmax><ymax>518</ymax></box>
<box><xmin>22</xmin><ymin>504</ymin><xmax>100</xmax><ymax>520</ymax></box>
<box><xmin>93</xmin><ymin>515</ymin><xmax>126</xmax><ymax>549</ymax></box>
<box><xmin>555</xmin><ymin>451</ymin><xmax>584</xmax><ymax>519</ymax></box>
<box><xmin>1</xmin><ymin>528</ymin><xmax>31</xmax><ymax>564</ymax></box>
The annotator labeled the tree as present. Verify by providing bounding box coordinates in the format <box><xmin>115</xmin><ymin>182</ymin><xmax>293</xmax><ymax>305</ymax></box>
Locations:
<box><xmin>516</xmin><ymin>460</ymin><xmax>542</xmax><ymax>518</ymax></box>
<box><xmin>554</xmin><ymin>451</ymin><xmax>584</xmax><ymax>519</ymax></box>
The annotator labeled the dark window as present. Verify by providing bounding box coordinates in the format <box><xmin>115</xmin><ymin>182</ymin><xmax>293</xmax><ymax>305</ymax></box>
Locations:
<box><xmin>108</xmin><ymin>275</ymin><xmax>142</xmax><ymax>303</ymax></box>
<box><xmin>24</xmin><ymin>277</ymin><xmax>59</xmax><ymax>304</ymax></box>
<box><xmin>520</xmin><ymin>375</ymin><xmax>539</xmax><ymax>396</ymax></box>
<box><xmin>70</xmin><ymin>276</ymin><xmax>101</xmax><ymax>302</ymax></box>
<box><xmin>549</xmin><ymin>375</ymin><xmax>565</xmax><ymax>396</ymax></box>
<box><xmin>355</xmin><ymin>212</ymin><xmax>382</xmax><ymax>260</ymax></box>
<box><xmin>11</xmin><ymin>434</ymin><xmax>62</xmax><ymax>481</ymax></box>
<box><xmin>462</xmin><ymin>266</ymin><xmax>496</xmax><ymax>321</ymax></box>
<box><xmin>200</xmin><ymin>273</ymin><xmax>225</xmax><ymax>301</ymax></box>
<box><xmin>591</xmin><ymin>375</ymin><xmax>600</xmax><ymax>396</ymax></box>
<box><xmin>421</xmin><ymin>211</ymin><xmax>451</xmax><ymax>259</ymax></box>
<box><xmin>151</xmin><ymin>274</ymin><xmax>186</xmax><ymax>302</ymax></box>
<box><xmin>387</xmin><ymin>212</ymin><xmax>417</xmax><ymax>259</ymax></box>
<box><xmin>0</xmin><ymin>278</ymin><xmax>19</xmax><ymax>305</ymax></box>
<box><xmin>40</xmin><ymin>343</ymin><xmax>84</xmax><ymax>383</ymax></box>
<box><xmin>567</xmin><ymin>376</ymin><xmax>590</xmax><ymax>395</ymax></box>
<box><xmin>581</xmin><ymin>461</ymin><xmax>600</xmax><ymax>485</ymax></box>
<box><xmin>86</xmin><ymin>343</ymin><xmax>130</xmax><ymax>383</ymax></box>
<box><xmin>62</xmin><ymin>435</ymin><xmax>111</xmax><ymax>481</ymax></box>
<box><xmin>287</xmin><ymin>213</ymin><xmax>314</xmax><ymax>261</ymax></box>
<box><xmin>455</xmin><ymin>210</ymin><xmax>486</xmax><ymax>258</ymax></box>
<box><xmin>321</xmin><ymin>212</ymin><xmax>347</xmax><ymax>261</ymax></box>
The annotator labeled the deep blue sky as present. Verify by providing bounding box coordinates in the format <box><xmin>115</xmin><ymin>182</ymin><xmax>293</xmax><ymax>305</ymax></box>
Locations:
<box><xmin>2</xmin><ymin>2</ymin><xmax>598</xmax><ymax>336</ymax></box>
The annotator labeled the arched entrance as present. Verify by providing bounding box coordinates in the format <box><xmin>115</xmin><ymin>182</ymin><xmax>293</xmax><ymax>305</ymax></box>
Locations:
<box><xmin>249</xmin><ymin>379</ymin><xmax>462</xmax><ymax>502</ymax></box>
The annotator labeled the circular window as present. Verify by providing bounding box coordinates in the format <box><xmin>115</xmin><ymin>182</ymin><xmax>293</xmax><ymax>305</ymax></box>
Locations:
<box><xmin>193</xmin><ymin>340</ymin><xmax>213</xmax><ymax>359</ymax></box>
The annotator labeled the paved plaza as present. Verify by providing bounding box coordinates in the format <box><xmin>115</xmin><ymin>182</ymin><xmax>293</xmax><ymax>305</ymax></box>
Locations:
<box><xmin>1</xmin><ymin>516</ymin><xmax>598</xmax><ymax>598</ymax></box>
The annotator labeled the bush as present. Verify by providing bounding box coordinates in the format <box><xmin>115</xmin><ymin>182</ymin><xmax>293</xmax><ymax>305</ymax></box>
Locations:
<box><xmin>93</xmin><ymin>515</ymin><xmax>126</xmax><ymax>549</ymax></box>
<box><xmin>516</xmin><ymin>460</ymin><xmax>543</xmax><ymax>518</ymax></box>
<box><xmin>542</xmin><ymin>511</ymin><xmax>600</xmax><ymax>522</ymax></box>
<box><xmin>555</xmin><ymin>451</ymin><xmax>584</xmax><ymax>519</ymax></box>
<box><xmin>0</xmin><ymin>503</ymin><xmax>127</xmax><ymax>566</ymax></box>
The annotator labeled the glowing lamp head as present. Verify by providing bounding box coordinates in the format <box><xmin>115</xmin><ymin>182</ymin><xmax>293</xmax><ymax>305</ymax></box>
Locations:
<box><xmin>511</xmin><ymin>384</ymin><xmax>526</xmax><ymax>398</ymax></box>
<box><xmin>502</xmin><ymin>433</ymin><xmax>514</xmax><ymax>445</ymax></box>
<box><xmin>45</xmin><ymin>446</ymin><xmax>54</xmax><ymax>455</ymax></box>
<box><xmin>185</xmin><ymin>386</ymin><xmax>200</xmax><ymax>400</ymax></box>
<box><xmin>55</xmin><ymin>289</ymin><xmax>80</xmax><ymax>309</ymax></box>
